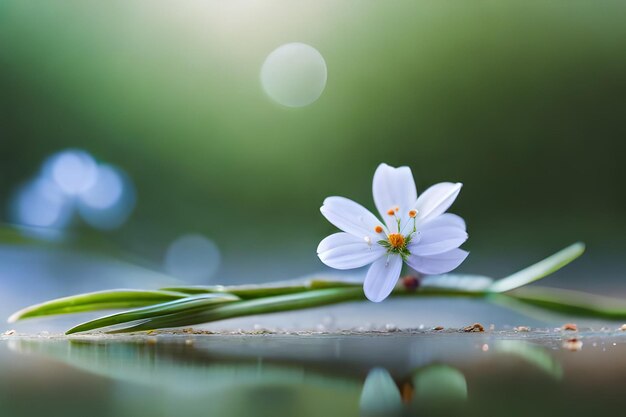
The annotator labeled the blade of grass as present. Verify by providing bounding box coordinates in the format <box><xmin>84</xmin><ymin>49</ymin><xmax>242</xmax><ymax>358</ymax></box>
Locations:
<box><xmin>494</xmin><ymin>340</ymin><xmax>563</xmax><ymax>379</ymax></box>
<box><xmin>65</xmin><ymin>293</ymin><xmax>240</xmax><ymax>334</ymax></box>
<box><xmin>68</xmin><ymin>287</ymin><xmax>366</xmax><ymax>334</ymax></box>
<box><xmin>488</xmin><ymin>242</ymin><xmax>585</xmax><ymax>293</ymax></box>
<box><xmin>497</xmin><ymin>286</ymin><xmax>626</xmax><ymax>320</ymax></box>
<box><xmin>8</xmin><ymin>289</ymin><xmax>190</xmax><ymax>323</ymax></box>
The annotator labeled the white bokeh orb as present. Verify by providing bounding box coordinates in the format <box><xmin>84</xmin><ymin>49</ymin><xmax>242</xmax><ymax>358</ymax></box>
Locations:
<box><xmin>260</xmin><ymin>42</ymin><xmax>327</xmax><ymax>107</ymax></box>
<box><xmin>11</xmin><ymin>177</ymin><xmax>72</xmax><ymax>228</ymax></box>
<box><xmin>164</xmin><ymin>234</ymin><xmax>221</xmax><ymax>283</ymax></box>
<box><xmin>43</xmin><ymin>149</ymin><xmax>98</xmax><ymax>195</ymax></box>
<box><xmin>77</xmin><ymin>164</ymin><xmax>136</xmax><ymax>230</ymax></box>
<box><xmin>79</xmin><ymin>164</ymin><xmax>124</xmax><ymax>210</ymax></box>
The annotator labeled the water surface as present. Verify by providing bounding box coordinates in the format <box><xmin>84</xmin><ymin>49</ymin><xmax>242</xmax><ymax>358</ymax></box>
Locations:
<box><xmin>2</xmin><ymin>329</ymin><xmax>625</xmax><ymax>417</ymax></box>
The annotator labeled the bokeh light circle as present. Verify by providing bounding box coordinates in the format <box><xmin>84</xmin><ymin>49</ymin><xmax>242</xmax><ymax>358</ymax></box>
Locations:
<box><xmin>164</xmin><ymin>234</ymin><xmax>221</xmax><ymax>283</ymax></box>
<box><xmin>260</xmin><ymin>42</ymin><xmax>327</xmax><ymax>107</ymax></box>
<box><xmin>80</xmin><ymin>164</ymin><xmax>124</xmax><ymax>209</ymax></box>
<box><xmin>77</xmin><ymin>164</ymin><xmax>136</xmax><ymax>230</ymax></box>
<box><xmin>43</xmin><ymin>149</ymin><xmax>98</xmax><ymax>195</ymax></box>
<box><xmin>11</xmin><ymin>177</ymin><xmax>72</xmax><ymax>228</ymax></box>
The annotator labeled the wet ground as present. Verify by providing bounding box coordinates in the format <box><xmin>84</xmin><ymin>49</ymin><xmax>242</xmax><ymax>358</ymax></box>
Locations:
<box><xmin>2</xmin><ymin>327</ymin><xmax>626</xmax><ymax>417</ymax></box>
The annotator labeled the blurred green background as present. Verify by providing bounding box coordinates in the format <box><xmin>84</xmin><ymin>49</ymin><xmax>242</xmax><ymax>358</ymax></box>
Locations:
<box><xmin>1</xmin><ymin>0</ymin><xmax>625</xmax><ymax>282</ymax></box>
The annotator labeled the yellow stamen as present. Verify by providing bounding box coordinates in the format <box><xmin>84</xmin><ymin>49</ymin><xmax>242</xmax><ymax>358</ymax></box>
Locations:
<box><xmin>374</xmin><ymin>225</ymin><xmax>384</xmax><ymax>233</ymax></box>
<box><xmin>388</xmin><ymin>233</ymin><xmax>405</xmax><ymax>248</ymax></box>
<box><xmin>408</xmin><ymin>209</ymin><xmax>417</xmax><ymax>218</ymax></box>
<box><xmin>387</xmin><ymin>209</ymin><xmax>395</xmax><ymax>216</ymax></box>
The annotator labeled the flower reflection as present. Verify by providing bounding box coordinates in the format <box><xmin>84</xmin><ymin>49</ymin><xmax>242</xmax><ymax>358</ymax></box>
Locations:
<box><xmin>360</xmin><ymin>365</ymin><xmax>468</xmax><ymax>416</ymax></box>
<box><xmin>359</xmin><ymin>368</ymin><xmax>404</xmax><ymax>416</ymax></box>
<box><xmin>359</xmin><ymin>341</ymin><xmax>562</xmax><ymax>416</ymax></box>
<box><xmin>412</xmin><ymin>365</ymin><xmax>468</xmax><ymax>408</ymax></box>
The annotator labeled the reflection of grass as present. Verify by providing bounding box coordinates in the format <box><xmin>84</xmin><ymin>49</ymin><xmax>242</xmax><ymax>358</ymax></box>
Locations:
<box><xmin>11</xmin><ymin>338</ymin><xmax>361</xmax><ymax>394</ymax></box>
<box><xmin>10</xmin><ymin>337</ymin><xmax>362</xmax><ymax>416</ymax></box>
<box><xmin>495</xmin><ymin>340</ymin><xmax>563</xmax><ymax>380</ymax></box>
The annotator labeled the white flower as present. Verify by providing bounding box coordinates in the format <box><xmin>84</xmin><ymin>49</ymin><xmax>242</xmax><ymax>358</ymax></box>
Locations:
<box><xmin>317</xmin><ymin>163</ymin><xmax>469</xmax><ymax>302</ymax></box>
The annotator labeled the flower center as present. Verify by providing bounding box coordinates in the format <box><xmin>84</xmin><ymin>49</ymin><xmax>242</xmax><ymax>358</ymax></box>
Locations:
<box><xmin>387</xmin><ymin>233</ymin><xmax>405</xmax><ymax>249</ymax></box>
<box><xmin>376</xmin><ymin>208</ymin><xmax>420</xmax><ymax>260</ymax></box>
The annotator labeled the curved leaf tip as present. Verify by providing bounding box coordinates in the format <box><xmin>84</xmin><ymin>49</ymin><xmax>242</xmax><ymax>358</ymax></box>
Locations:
<box><xmin>8</xmin><ymin>289</ymin><xmax>190</xmax><ymax>323</ymax></box>
<box><xmin>488</xmin><ymin>242</ymin><xmax>585</xmax><ymax>293</ymax></box>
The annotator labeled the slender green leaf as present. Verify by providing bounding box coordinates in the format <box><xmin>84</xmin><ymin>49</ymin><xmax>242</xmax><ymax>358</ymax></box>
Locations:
<box><xmin>8</xmin><ymin>289</ymin><xmax>190</xmax><ymax>322</ymax></box>
<box><xmin>66</xmin><ymin>293</ymin><xmax>240</xmax><ymax>334</ymax></box>
<box><xmin>68</xmin><ymin>287</ymin><xmax>365</xmax><ymax>334</ymax></box>
<box><xmin>488</xmin><ymin>242</ymin><xmax>585</xmax><ymax>293</ymax></box>
<box><xmin>496</xmin><ymin>285</ymin><xmax>626</xmax><ymax>320</ymax></box>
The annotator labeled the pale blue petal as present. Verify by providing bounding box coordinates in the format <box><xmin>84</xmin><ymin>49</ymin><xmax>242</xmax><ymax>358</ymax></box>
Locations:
<box><xmin>420</xmin><ymin>213</ymin><xmax>466</xmax><ymax>231</ymax></box>
<box><xmin>414</xmin><ymin>182</ymin><xmax>462</xmax><ymax>223</ymax></box>
<box><xmin>364</xmin><ymin>255</ymin><xmax>403</xmax><ymax>302</ymax></box>
<box><xmin>406</xmin><ymin>249</ymin><xmax>469</xmax><ymax>275</ymax></box>
<box><xmin>320</xmin><ymin>196</ymin><xmax>384</xmax><ymax>239</ymax></box>
<box><xmin>408</xmin><ymin>227</ymin><xmax>468</xmax><ymax>256</ymax></box>
<box><xmin>372</xmin><ymin>163</ymin><xmax>417</xmax><ymax>232</ymax></box>
<box><xmin>317</xmin><ymin>232</ymin><xmax>386</xmax><ymax>270</ymax></box>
